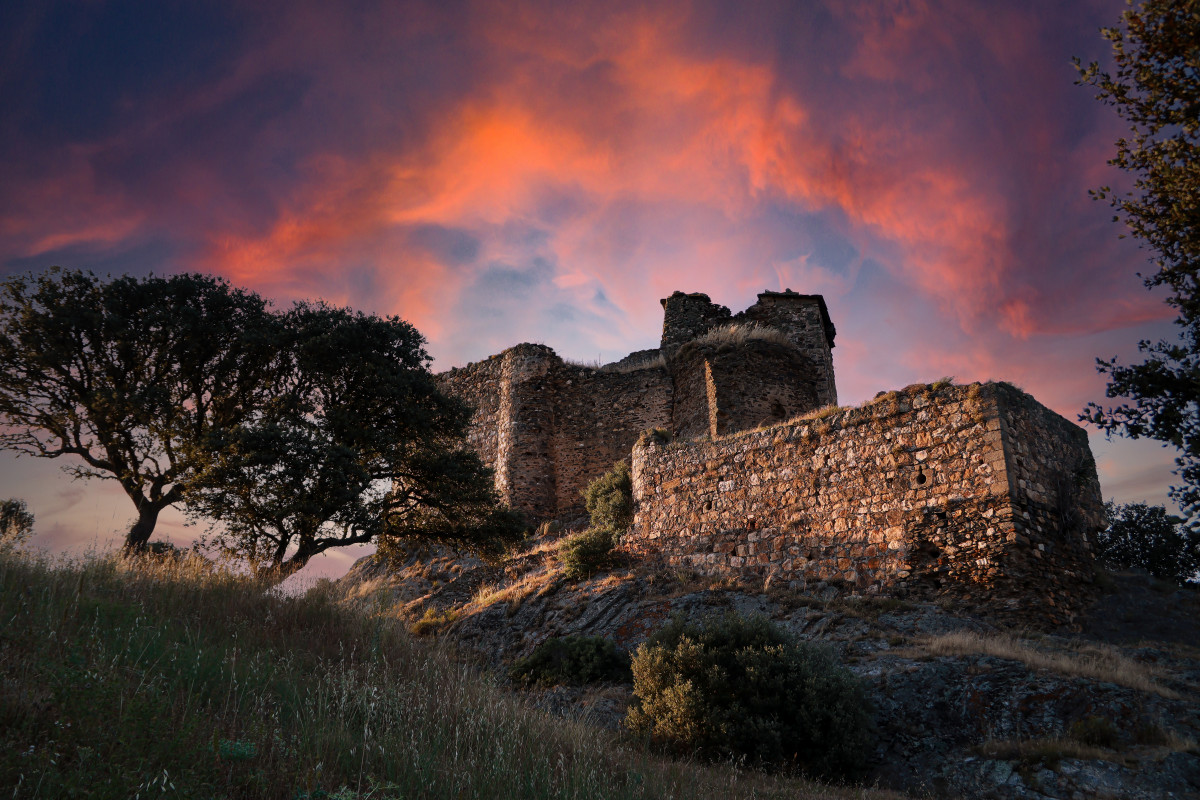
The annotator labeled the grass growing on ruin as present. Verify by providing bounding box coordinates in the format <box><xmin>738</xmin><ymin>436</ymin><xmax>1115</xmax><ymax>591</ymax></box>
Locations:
<box><xmin>600</xmin><ymin>353</ymin><xmax>667</xmax><ymax>373</ymax></box>
<box><xmin>0</xmin><ymin>548</ymin><xmax>897</xmax><ymax>800</ymax></box>
<box><xmin>919</xmin><ymin>630</ymin><xmax>1180</xmax><ymax>698</ymax></box>
<box><xmin>689</xmin><ymin>322</ymin><xmax>793</xmax><ymax>350</ymax></box>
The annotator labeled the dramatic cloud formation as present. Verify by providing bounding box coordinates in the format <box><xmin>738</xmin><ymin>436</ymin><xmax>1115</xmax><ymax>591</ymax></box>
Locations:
<box><xmin>0</xmin><ymin>0</ymin><xmax>1183</xmax><ymax>574</ymax></box>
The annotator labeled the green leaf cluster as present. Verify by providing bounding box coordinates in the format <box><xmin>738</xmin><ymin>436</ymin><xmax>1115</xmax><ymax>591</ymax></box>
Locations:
<box><xmin>557</xmin><ymin>526</ymin><xmax>619</xmax><ymax>580</ymax></box>
<box><xmin>583</xmin><ymin>460</ymin><xmax>634</xmax><ymax>531</ymax></box>
<box><xmin>1096</xmin><ymin>500</ymin><xmax>1200</xmax><ymax>585</ymax></box>
<box><xmin>626</xmin><ymin>613</ymin><xmax>874</xmax><ymax>779</ymax></box>
<box><xmin>509</xmin><ymin>636</ymin><xmax>632</xmax><ymax>686</ymax></box>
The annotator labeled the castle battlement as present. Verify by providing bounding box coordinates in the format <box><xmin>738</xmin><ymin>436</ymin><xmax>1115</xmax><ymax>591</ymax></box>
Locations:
<box><xmin>437</xmin><ymin>290</ymin><xmax>1103</xmax><ymax>623</ymax></box>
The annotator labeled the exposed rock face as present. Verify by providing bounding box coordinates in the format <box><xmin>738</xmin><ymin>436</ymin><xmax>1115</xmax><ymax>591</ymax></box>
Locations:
<box><xmin>339</xmin><ymin>545</ymin><xmax>1200</xmax><ymax>800</ymax></box>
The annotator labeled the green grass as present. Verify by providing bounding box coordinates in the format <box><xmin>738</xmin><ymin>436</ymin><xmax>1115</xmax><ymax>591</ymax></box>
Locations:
<box><xmin>0</xmin><ymin>549</ymin><xmax>897</xmax><ymax>800</ymax></box>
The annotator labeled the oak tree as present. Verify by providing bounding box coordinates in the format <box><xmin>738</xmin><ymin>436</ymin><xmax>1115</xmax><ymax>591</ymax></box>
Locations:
<box><xmin>1076</xmin><ymin>0</ymin><xmax>1200</xmax><ymax>527</ymax></box>
<box><xmin>0</xmin><ymin>269</ymin><xmax>277</xmax><ymax>550</ymax></box>
<box><xmin>185</xmin><ymin>302</ymin><xmax>524</xmax><ymax>581</ymax></box>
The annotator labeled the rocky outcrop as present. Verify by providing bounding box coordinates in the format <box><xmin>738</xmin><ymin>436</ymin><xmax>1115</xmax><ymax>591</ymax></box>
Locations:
<box><xmin>339</xmin><ymin>539</ymin><xmax>1200</xmax><ymax>800</ymax></box>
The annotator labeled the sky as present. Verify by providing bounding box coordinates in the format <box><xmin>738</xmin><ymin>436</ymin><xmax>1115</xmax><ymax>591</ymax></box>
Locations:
<box><xmin>0</xmin><ymin>0</ymin><xmax>1186</xmax><ymax>579</ymax></box>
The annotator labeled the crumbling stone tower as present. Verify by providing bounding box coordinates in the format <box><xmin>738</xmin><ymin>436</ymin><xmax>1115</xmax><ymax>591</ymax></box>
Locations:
<box><xmin>661</xmin><ymin>290</ymin><xmax>836</xmax><ymax>438</ymax></box>
<box><xmin>437</xmin><ymin>289</ymin><xmax>836</xmax><ymax>519</ymax></box>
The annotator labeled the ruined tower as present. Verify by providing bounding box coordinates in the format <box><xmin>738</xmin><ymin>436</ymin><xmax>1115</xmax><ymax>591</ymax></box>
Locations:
<box><xmin>439</xmin><ymin>289</ymin><xmax>838</xmax><ymax>519</ymax></box>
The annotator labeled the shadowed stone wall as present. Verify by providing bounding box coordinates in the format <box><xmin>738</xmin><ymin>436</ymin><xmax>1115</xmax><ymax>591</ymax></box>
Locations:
<box><xmin>439</xmin><ymin>289</ymin><xmax>838</xmax><ymax>518</ymax></box>
<box><xmin>438</xmin><ymin>346</ymin><xmax>673</xmax><ymax>519</ymax></box>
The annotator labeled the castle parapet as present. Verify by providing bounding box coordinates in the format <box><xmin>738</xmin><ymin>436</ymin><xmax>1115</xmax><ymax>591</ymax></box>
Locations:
<box><xmin>659</xmin><ymin>291</ymin><xmax>731</xmax><ymax>360</ymax></box>
<box><xmin>626</xmin><ymin>381</ymin><xmax>1104</xmax><ymax>627</ymax></box>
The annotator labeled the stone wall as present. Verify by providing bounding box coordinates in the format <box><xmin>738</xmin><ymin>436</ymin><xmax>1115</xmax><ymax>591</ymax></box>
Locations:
<box><xmin>437</xmin><ymin>354</ymin><xmax>505</xmax><ymax>472</ymax></box>
<box><xmin>440</xmin><ymin>289</ymin><xmax>838</xmax><ymax>519</ymax></box>
<box><xmin>438</xmin><ymin>345</ymin><xmax>672</xmax><ymax>519</ymax></box>
<box><xmin>736</xmin><ymin>291</ymin><xmax>837</xmax><ymax>407</ymax></box>
<box><xmin>660</xmin><ymin>289</ymin><xmax>837</xmax><ymax>407</ymax></box>
<box><xmin>551</xmin><ymin>362</ymin><xmax>673</xmax><ymax>514</ymax></box>
<box><xmin>625</xmin><ymin>382</ymin><xmax>1104</xmax><ymax>625</ymax></box>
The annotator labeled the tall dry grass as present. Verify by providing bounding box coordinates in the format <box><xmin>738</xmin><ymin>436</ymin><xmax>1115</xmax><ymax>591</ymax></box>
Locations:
<box><xmin>689</xmin><ymin>323</ymin><xmax>793</xmax><ymax>350</ymax></box>
<box><xmin>0</xmin><ymin>548</ymin><xmax>896</xmax><ymax>800</ymax></box>
<box><xmin>921</xmin><ymin>630</ymin><xmax>1179</xmax><ymax>698</ymax></box>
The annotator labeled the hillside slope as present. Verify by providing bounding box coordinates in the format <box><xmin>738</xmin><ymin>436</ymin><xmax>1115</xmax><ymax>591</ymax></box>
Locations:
<box><xmin>341</xmin><ymin>531</ymin><xmax>1200</xmax><ymax>799</ymax></box>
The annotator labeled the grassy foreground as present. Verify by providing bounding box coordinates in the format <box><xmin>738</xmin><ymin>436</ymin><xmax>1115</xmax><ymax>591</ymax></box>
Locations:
<box><xmin>0</xmin><ymin>549</ymin><xmax>896</xmax><ymax>800</ymax></box>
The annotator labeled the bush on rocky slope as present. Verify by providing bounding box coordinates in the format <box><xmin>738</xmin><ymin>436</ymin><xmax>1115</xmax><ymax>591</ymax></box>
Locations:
<box><xmin>510</xmin><ymin>636</ymin><xmax>632</xmax><ymax>686</ymax></box>
<box><xmin>626</xmin><ymin>612</ymin><xmax>874</xmax><ymax>779</ymax></box>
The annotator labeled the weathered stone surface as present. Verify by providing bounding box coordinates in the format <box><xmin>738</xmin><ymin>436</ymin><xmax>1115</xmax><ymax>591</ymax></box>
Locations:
<box><xmin>439</xmin><ymin>289</ymin><xmax>1104</xmax><ymax>625</ymax></box>
<box><xmin>626</xmin><ymin>381</ymin><xmax>1105</xmax><ymax>626</ymax></box>
<box><xmin>438</xmin><ymin>289</ymin><xmax>837</xmax><ymax>518</ymax></box>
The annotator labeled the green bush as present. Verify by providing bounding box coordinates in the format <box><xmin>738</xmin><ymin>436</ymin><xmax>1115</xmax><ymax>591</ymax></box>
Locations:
<box><xmin>510</xmin><ymin>636</ymin><xmax>632</xmax><ymax>686</ymax></box>
<box><xmin>558</xmin><ymin>526</ymin><xmax>618</xmax><ymax>580</ymax></box>
<box><xmin>584</xmin><ymin>461</ymin><xmax>634</xmax><ymax>531</ymax></box>
<box><xmin>0</xmin><ymin>499</ymin><xmax>33</xmax><ymax>548</ymax></box>
<box><xmin>626</xmin><ymin>613</ymin><xmax>874</xmax><ymax>779</ymax></box>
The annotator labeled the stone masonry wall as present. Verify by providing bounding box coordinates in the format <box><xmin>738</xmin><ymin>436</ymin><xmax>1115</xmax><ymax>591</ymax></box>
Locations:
<box><xmin>736</xmin><ymin>291</ymin><xmax>837</xmax><ymax>407</ymax></box>
<box><xmin>625</xmin><ymin>382</ymin><xmax>1104</xmax><ymax>625</ymax></box>
<box><xmin>551</xmin><ymin>363</ymin><xmax>673</xmax><ymax>515</ymax></box>
<box><xmin>439</xmin><ymin>345</ymin><xmax>672</xmax><ymax>519</ymax></box>
<box><xmin>993</xmin><ymin>383</ymin><xmax>1105</xmax><ymax>618</ymax></box>
<box><xmin>437</xmin><ymin>355</ymin><xmax>505</xmax><ymax>473</ymax></box>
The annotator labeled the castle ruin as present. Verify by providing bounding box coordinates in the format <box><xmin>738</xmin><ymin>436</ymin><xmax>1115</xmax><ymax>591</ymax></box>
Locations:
<box><xmin>439</xmin><ymin>290</ymin><xmax>1104</xmax><ymax>623</ymax></box>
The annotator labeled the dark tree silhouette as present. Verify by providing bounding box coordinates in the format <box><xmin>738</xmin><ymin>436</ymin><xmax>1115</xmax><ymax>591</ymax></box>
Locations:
<box><xmin>184</xmin><ymin>302</ymin><xmax>524</xmax><ymax>581</ymax></box>
<box><xmin>1076</xmin><ymin>0</ymin><xmax>1200</xmax><ymax>527</ymax></box>
<box><xmin>0</xmin><ymin>269</ymin><xmax>277</xmax><ymax>551</ymax></box>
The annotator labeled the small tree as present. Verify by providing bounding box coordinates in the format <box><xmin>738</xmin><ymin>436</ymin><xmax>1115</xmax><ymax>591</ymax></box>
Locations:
<box><xmin>557</xmin><ymin>461</ymin><xmax>635</xmax><ymax>580</ymax></box>
<box><xmin>583</xmin><ymin>460</ymin><xmax>634</xmax><ymax>531</ymax></box>
<box><xmin>0</xmin><ymin>499</ymin><xmax>34</xmax><ymax>548</ymax></box>
<box><xmin>0</xmin><ymin>269</ymin><xmax>278</xmax><ymax>551</ymax></box>
<box><xmin>185</xmin><ymin>302</ymin><xmax>524</xmax><ymax>581</ymax></box>
<box><xmin>1096</xmin><ymin>500</ymin><xmax>1200</xmax><ymax>585</ymax></box>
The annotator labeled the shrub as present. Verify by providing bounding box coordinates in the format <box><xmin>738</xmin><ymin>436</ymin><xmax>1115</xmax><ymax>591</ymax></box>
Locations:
<box><xmin>409</xmin><ymin>605</ymin><xmax>458</xmax><ymax>636</ymax></box>
<box><xmin>584</xmin><ymin>461</ymin><xmax>634</xmax><ymax>532</ymax></box>
<box><xmin>626</xmin><ymin>613</ymin><xmax>874</xmax><ymax>779</ymax></box>
<box><xmin>1070</xmin><ymin>716</ymin><xmax>1120</xmax><ymax>748</ymax></box>
<box><xmin>0</xmin><ymin>498</ymin><xmax>33</xmax><ymax>548</ymax></box>
<box><xmin>558</xmin><ymin>526</ymin><xmax>618</xmax><ymax>580</ymax></box>
<box><xmin>510</xmin><ymin>636</ymin><xmax>632</xmax><ymax>686</ymax></box>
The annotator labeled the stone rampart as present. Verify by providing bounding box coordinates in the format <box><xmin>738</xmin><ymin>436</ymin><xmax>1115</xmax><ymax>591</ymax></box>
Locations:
<box><xmin>625</xmin><ymin>382</ymin><xmax>1104</xmax><ymax>624</ymax></box>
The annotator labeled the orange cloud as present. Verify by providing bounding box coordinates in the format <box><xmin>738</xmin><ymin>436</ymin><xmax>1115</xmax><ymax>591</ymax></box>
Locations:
<box><xmin>193</xmin><ymin>0</ymin><xmax>1027</xmax><ymax>349</ymax></box>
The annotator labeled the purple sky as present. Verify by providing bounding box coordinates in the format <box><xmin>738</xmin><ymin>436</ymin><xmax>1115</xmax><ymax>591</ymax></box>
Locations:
<box><xmin>0</xmin><ymin>0</ymin><xmax>1184</xmax><ymax>579</ymax></box>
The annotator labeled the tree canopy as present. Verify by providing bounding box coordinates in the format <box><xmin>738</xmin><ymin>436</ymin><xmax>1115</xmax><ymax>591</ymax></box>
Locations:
<box><xmin>0</xmin><ymin>269</ymin><xmax>278</xmax><ymax>550</ymax></box>
<box><xmin>1076</xmin><ymin>0</ymin><xmax>1200</xmax><ymax>527</ymax></box>
<box><xmin>183</xmin><ymin>302</ymin><xmax>524</xmax><ymax>581</ymax></box>
<box><xmin>1096</xmin><ymin>501</ymin><xmax>1200</xmax><ymax>584</ymax></box>
<box><xmin>0</xmin><ymin>269</ymin><xmax>522</xmax><ymax>573</ymax></box>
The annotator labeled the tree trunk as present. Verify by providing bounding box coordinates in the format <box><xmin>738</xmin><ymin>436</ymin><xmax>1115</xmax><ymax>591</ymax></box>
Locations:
<box><xmin>124</xmin><ymin>503</ymin><xmax>163</xmax><ymax>553</ymax></box>
<box><xmin>256</xmin><ymin>556</ymin><xmax>309</xmax><ymax>586</ymax></box>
